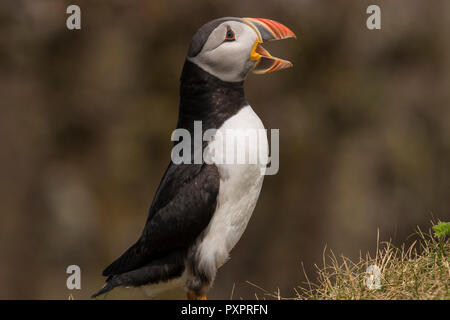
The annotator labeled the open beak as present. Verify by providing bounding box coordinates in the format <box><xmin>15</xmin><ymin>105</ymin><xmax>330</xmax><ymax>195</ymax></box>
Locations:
<box><xmin>243</xmin><ymin>18</ymin><xmax>296</xmax><ymax>74</ymax></box>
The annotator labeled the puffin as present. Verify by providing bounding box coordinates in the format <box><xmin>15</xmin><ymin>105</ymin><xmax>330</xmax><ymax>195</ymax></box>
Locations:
<box><xmin>93</xmin><ymin>17</ymin><xmax>295</xmax><ymax>300</ymax></box>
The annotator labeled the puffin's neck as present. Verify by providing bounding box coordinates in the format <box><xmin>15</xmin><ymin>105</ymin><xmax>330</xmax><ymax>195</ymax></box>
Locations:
<box><xmin>177</xmin><ymin>60</ymin><xmax>248</xmax><ymax>133</ymax></box>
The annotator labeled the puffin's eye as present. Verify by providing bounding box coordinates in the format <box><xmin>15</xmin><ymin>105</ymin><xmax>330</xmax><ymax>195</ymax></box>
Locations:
<box><xmin>224</xmin><ymin>27</ymin><xmax>235</xmax><ymax>41</ymax></box>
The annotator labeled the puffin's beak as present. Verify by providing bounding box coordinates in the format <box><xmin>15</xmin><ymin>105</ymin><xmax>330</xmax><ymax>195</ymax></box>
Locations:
<box><xmin>242</xmin><ymin>18</ymin><xmax>296</xmax><ymax>74</ymax></box>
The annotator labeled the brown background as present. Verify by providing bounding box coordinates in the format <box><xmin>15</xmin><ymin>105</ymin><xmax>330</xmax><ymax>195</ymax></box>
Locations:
<box><xmin>0</xmin><ymin>0</ymin><xmax>449</xmax><ymax>299</ymax></box>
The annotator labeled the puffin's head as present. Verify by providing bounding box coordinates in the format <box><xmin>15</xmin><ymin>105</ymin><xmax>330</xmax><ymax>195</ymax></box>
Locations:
<box><xmin>187</xmin><ymin>17</ymin><xmax>296</xmax><ymax>82</ymax></box>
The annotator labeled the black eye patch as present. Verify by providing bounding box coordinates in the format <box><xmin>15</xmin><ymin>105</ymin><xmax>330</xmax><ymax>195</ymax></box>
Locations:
<box><xmin>224</xmin><ymin>27</ymin><xmax>235</xmax><ymax>42</ymax></box>
<box><xmin>187</xmin><ymin>17</ymin><xmax>242</xmax><ymax>57</ymax></box>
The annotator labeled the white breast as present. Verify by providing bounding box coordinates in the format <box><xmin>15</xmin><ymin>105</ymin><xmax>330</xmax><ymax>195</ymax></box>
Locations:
<box><xmin>195</xmin><ymin>105</ymin><xmax>268</xmax><ymax>271</ymax></box>
<box><xmin>142</xmin><ymin>106</ymin><xmax>268</xmax><ymax>297</ymax></box>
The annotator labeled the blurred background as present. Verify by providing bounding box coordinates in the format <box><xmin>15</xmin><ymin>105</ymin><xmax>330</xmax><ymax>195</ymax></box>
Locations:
<box><xmin>0</xmin><ymin>0</ymin><xmax>449</xmax><ymax>299</ymax></box>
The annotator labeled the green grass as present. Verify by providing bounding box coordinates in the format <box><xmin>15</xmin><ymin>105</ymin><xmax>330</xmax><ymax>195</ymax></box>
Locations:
<box><xmin>251</xmin><ymin>222</ymin><xmax>449</xmax><ymax>300</ymax></box>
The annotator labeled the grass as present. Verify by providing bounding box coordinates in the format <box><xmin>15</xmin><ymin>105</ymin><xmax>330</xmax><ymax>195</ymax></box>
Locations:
<box><xmin>250</xmin><ymin>221</ymin><xmax>450</xmax><ymax>300</ymax></box>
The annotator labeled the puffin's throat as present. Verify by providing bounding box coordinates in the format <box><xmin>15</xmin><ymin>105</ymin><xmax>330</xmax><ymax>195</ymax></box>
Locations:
<box><xmin>177</xmin><ymin>60</ymin><xmax>248</xmax><ymax>134</ymax></box>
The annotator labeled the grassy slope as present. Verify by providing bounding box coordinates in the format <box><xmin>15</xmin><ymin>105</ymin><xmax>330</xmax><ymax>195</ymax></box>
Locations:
<box><xmin>251</xmin><ymin>222</ymin><xmax>449</xmax><ymax>300</ymax></box>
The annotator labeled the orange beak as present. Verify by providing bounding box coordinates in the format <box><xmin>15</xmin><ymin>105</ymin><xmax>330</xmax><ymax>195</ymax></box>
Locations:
<box><xmin>242</xmin><ymin>18</ymin><xmax>296</xmax><ymax>74</ymax></box>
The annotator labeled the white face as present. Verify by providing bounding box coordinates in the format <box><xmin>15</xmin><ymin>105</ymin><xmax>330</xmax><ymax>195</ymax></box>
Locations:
<box><xmin>188</xmin><ymin>21</ymin><xmax>259</xmax><ymax>82</ymax></box>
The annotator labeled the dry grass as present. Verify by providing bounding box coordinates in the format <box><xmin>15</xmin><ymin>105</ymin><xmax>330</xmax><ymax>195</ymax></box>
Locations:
<box><xmin>250</xmin><ymin>222</ymin><xmax>449</xmax><ymax>300</ymax></box>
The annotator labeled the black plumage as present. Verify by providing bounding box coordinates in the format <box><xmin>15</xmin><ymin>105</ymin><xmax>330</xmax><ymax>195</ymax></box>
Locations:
<box><xmin>93</xmin><ymin>163</ymin><xmax>220</xmax><ymax>297</ymax></box>
<box><xmin>178</xmin><ymin>60</ymin><xmax>247</xmax><ymax>135</ymax></box>
<box><xmin>187</xmin><ymin>17</ymin><xmax>242</xmax><ymax>58</ymax></box>
<box><xmin>92</xmin><ymin>59</ymin><xmax>247</xmax><ymax>298</ymax></box>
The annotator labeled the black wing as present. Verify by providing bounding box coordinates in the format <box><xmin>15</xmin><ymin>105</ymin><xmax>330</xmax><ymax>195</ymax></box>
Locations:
<box><xmin>102</xmin><ymin>162</ymin><xmax>220</xmax><ymax>277</ymax></box>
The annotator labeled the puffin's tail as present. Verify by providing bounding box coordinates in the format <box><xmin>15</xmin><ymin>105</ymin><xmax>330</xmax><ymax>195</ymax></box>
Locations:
<box><xmin>91</xmin><ymin>276</ymin><xmax>120</xmax><ymax>298</ymax></box>
<box><xmin>91</xmin><ymin>251</ymin><xmax>187</xmax><ymax>298</ymax></box>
